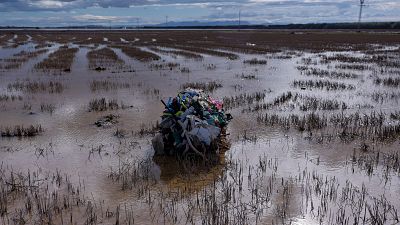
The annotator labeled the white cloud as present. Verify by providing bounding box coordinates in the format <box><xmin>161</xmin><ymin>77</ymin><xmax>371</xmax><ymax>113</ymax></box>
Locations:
<box><xmin>73</xmin><ymin>14</ymin><xmax>136</xmax><ymax>22</ymax></box>
<box><xmin>30</xmin><ymin>1</ymin><xmax>64</xmax><ymax>8</ymax></box>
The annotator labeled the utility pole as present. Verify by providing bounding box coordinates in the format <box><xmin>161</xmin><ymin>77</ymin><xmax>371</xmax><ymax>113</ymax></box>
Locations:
<box><xmin>358</xmin><ymin>0</ymin><xmax>366</xmax><ymax>29</ymax></box>
<box><xmin>238</xmin><ymin>10</ymin><xmax>241</xmax><ymax>31</ymax></box>
<box><xmin>165</xmin><ymin>16</ymin><xmax>168</xmax><ymax>27</ymax></box>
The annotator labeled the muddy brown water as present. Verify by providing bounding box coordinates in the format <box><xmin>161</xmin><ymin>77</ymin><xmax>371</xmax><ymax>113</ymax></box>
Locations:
<box><xmin>0</xmin><ymin>33</ymin><xmax>400</xmax><ymax>224</ymax></box>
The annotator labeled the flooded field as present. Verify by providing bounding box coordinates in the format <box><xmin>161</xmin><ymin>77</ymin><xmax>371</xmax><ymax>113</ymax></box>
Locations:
<box><xmin>0</xmin><ymin>30</ymin><xmax>400</xmax><ymax>225</ymax></box>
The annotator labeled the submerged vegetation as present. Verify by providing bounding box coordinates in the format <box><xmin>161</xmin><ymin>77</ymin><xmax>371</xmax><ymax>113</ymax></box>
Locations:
<box><xmin>7</xmin><ymin>81</ymin><xmax>64</xmax><ymax>94</ymax></box>
<box><xmin>113</xmin><ymin>45</ymin><xmax>160</xmax><ymax>61</ymax></box>
<box><xmin>181</xmin><ymin>81</ymin><xmax>222</xmax><ymax>92</ymax></box>
<box><xmin>87</xmin><ymin>47</ymin><xmax>124</xmax><ymax>71</ymax></box>
<box><xmin>0</xmin><ymin>49</ymin><xmax>48</xmax><ymax>70</ymax></box>
<box><xmin>0</xmin><ymin>125</ymin><xmax>43</xmax><ymax>137</ymax></box>
<box><xmin>243</xmin><ymin>58</ymin><xmax>267</xmax><ymax>65</ymax></box>
<box><xmin>375</xmin><ymin>77</ymin><xmax>400</xmax><ymax>87</ymax></box>
<box><xmin>171</xmin><ymin>45</ymin><xmax>239</xmax><ymax>60</ymax></box>
<box><xmin>88</xmin><ymin>98</ymin><xmax>120</xmax><ymax>111</ymax></box>
<box><xmin>0</xmin><ymin>94</ymin><xmax>23</xmax><ymax>102</ymax></box>
<box><xmin>256</xmin><ymin>111</ymin><xmax>400</xmax><ymax>142</ymax></box>
<box><xmin>35</xmin><ymin>46</ymin><xmax>78</xmax><ymax>73</ymax></box>
<box><xmin>90</xmin><ymin>80</ymin><xmax>131</xmax><ymax>92</ymax></box>
<box><xmin>148</xmin><ymin>46</ymin><xmax>203</xmax><ymax>59</ymax></box>
<box><xmin>297</xmin><ymin>66</ymin><xmax>359</xmax><ymax>79</ymax></box>
<box><xmin>293</xmin><ymin>79</ymin><xmax>356</xmax><ymax>91</ymax></box>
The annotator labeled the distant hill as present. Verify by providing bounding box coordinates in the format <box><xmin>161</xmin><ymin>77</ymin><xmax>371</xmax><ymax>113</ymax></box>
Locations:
<box><xmin>151</xmin><ymin>20</ymin><xmax>250</xmax><ymax>27</ymax></box>
<box><xmin>266</xmin><ymin>22</ymin><xmax>400</xmax><ymax>29</ymax></box>
<box><xmin>143</xmin><ymin>21</ymin><xmax>400</xmax><ymax>30</ymax></box>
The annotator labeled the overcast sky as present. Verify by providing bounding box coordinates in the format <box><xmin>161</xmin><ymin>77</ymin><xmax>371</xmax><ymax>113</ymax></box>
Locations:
<box><xmin>0</xmin><ymin>0</ymin><xmax>399</xmax><ymax>26</ymax></box>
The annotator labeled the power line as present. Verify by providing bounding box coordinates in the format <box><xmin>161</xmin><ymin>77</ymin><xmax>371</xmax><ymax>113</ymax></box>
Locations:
<box><xmin>238</xmin><ymin>10</ymin><xmax>241</xmax><ymax>31</ymax></box>
<box><xmin>358</xmin><ymin>0</ymin><xmax>366</xmax><ymax>29</ymax></box>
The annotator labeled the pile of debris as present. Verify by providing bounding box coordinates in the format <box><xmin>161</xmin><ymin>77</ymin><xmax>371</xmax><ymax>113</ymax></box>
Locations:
<box><xmin>152</xmin><ymin>89</ymin><xmax>232</xmax><ymax>161</ymax></box>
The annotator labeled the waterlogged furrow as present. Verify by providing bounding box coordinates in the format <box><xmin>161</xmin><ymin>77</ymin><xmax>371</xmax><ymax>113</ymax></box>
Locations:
<box><xmin>35</xmin><ymin>46</ymin><xmax>78</xmax><ymax>73</ymax></box>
